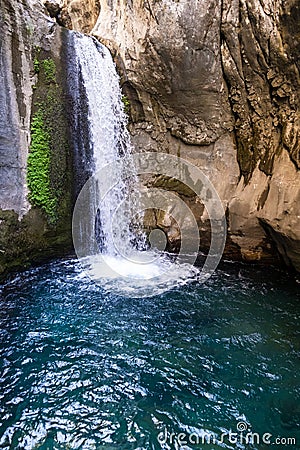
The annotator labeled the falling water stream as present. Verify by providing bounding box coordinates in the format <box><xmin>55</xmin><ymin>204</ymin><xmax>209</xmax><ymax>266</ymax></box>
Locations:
<box><xmin>71</xmin><ymin>33</ymin><xmax>201</xmax><ymax>298</ymax></box>
<box><xmin>72</xmin><ymin>33</ymin><xmax>138</xmax><ymax>256</ymax></box>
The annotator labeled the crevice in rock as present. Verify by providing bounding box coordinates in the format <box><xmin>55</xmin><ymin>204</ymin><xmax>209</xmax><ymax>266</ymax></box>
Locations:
<box><xmin>259</xmin><ymin>218</ymin><xmax>300</xmax><ymax>271</ymax></box>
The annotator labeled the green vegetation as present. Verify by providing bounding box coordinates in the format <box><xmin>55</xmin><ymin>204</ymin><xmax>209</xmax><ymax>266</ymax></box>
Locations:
<box><xmin>28</xmin><ymin>51</ymin><xmax>71</xmax><ymax>225</ymax></box>
<box><xmin>42</xmin><ymin>58</ymin><xmax>56</xmax><ymax>83</ymax></box>
<box><xmin>121</xmin><ymin>94</ymin><xmax>130</xmax><ymax>115</ymax></box>
<box><xmin>33</xmin><ymin>47</ymin><xmax>41</xmax><ymax>74</ymax></box>
<box><xmin>27</xmin><ymin>108</ymin><xmax>57</xmax><ymax>222</ymax></box>
<box><xmin>33</xmin><ymin>58</ymin><xmax>40</xmax><ymax>74</ymax></box>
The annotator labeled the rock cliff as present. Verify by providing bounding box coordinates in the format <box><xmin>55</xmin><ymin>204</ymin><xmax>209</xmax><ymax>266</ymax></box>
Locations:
<box><xmin>0</xmin><ymin>0</ymin><xmax>73</xmax><ymax>277</ymax></box>
<box><xmin>90</xmin><ymin>0</ymin><xmax>300</xmax><ymax>271</ymax></box>
<box><xmin>1</xmin><ymin>0</ymin><xmax>299</xmax><ymax>276</ymax></box>
<box><xmin>43</xmin><ymin>0</ymin><xmax>100</xmax><ymax>33</ymax></box>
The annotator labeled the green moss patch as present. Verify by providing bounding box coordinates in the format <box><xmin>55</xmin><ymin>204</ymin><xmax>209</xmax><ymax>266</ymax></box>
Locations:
<box><xmin>42</xmin><ymin>58</ymin><xmax>56</xmax><ymax>83</ymax></box>
<box><xmin>121</xmin><ymin>94</ymin><xmax>130</xmax><ymax>115</ymax></box>
<box><xmin>27</xmin><ymin>108</ymin><xmax>57</xmax><ymax>222</ymax></box>
<box><xmin>33</xmin><ymin>58</ymin><xmax>40</xmax><ymax>74</ymax></box>
<box><xmin>28</xmin><ymin>50</ymin><xmax>71</xmax><ymax>225</ymax></box>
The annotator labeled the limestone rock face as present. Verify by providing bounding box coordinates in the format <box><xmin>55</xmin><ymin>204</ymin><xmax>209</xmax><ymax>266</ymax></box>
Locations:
<box><xmin>222</xmin><ymin>0</ymin><xmax>300</xmax><ymax>270</ymax></box>
<box><xmin>1</xmin><ymin>0</ymin><xmax>299</xmax><ymax>274</ymax></box>
<box><xmin>42</xmin><ymin>0</ymin><xmax>100</xmax><ymax>33</ymax></box>
<box><xmin>0</xmin><ymin>0</ymin><xmax>73</xmax><ymax>277</ymax></box>
<box><xmin>92</xmin><ymin>0</ymin><xmax>300</xmax><ymax>271</ymax></box>
<box><xmin>94</xmin><ymin>0</ymin><xmax>232</xmax><ymax>146</ymax></box>
<box><xmin>0</xmin><ymin>0</ymin><xmax>36</xmax><ymax>217</ymax></box>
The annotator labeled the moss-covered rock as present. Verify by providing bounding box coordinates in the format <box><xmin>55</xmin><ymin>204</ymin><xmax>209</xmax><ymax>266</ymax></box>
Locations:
<box><xmin>0</xmin><ymin>207</ymin><xmax>73</xmax><ymax>280</ymax></box>
<box><xmin>28</xmin><ymin>47</ymin><xmax>72</xmax><ymax>226</ymax></box>
<box><xmin>27</xmin><ymin>108</ymin><xmax>57</xmax><ymax>221</ymax></box>
<box><xmin>0</xmin><ymin>2</ymin><xmax>74</xmax><ymax>280</ymax></box>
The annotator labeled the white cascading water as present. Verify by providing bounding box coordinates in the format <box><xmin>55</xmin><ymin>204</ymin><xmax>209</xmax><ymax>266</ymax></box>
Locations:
<box><xmin>73</xmin><ymin>33</ymin><xmax>140</xmax><ymax>257</ymax></box>
<box><xmin>72</xmin><ymin>33</ymin><xmax>200</xmax><ymax>297</ymax></box>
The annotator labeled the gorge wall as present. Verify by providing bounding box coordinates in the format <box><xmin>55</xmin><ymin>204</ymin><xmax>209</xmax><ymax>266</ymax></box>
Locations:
<box><xmin>0</xmin><ymin>0</ymin><xmax>299</xmax><ymax>277</ymax></box>
<box><xmin>0</xmin><ymin>0</ymin><xmax>74</xmax><ymax>277</ymax></box>
<box><xmin>90</xmin><ymin>0</ymin><xmax>300</xmax><ymax>270</ymax></box>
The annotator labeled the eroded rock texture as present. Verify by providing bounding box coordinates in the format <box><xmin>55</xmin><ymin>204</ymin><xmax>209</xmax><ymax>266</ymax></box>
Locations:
<box><xmin>43</xmin><ymin>0</ymin><xmax>100</xmax><ymax>33</ymax></box>
<box><xmin>221</xmin><ymin>0</ymin><xmax>300</xmax><ymax>269</ymax></box>
<box><xmin>0</xmin><ymin>0</ymin><xmax>34</xmax><ymax>216</ymax></box>
<box><xmin>1</xmin><ymin>0</ymin><xmax>299</xmax><ymax>275</ymax></box>
<box><xmin>91</xmin><ymin>0</ymin><xmax>300</xmax><ymax>271</ymax></box>
<box><xmin>0</xmin><ymin>0</ymin><xmax>73</xmax><ymax>277</ymax></box>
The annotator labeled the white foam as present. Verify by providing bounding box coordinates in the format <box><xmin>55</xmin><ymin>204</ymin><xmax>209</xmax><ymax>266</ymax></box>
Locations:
<box><xmin>80</xmin><ymin>250</ymin><xmax>200</xmax><ymax>297</ymax></box>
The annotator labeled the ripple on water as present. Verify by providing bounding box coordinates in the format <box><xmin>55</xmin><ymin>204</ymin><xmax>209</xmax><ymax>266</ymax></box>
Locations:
<box><xmin>0</xmin><ymin>259</ymin><xmax>299</xmax><ymax>449</ymax></box>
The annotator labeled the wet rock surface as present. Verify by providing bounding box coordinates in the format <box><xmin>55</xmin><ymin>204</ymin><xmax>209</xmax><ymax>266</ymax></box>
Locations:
<box><xmin>0</xmin><ymin>0</ymin><xmax>73</xmax><ymax>278</ymax></box>
<box><xmin>92</xmin><ymin>0</ymin><xmax>300</xmax><ymax>271</ymax></box>
<box><xmin>0</xmin><ymin>0</ymin><xmax>299</xmax><ymax>275</ymax></box>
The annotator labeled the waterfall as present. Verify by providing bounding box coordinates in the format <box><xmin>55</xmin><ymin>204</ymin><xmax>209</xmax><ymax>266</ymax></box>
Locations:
<box><xmin>70</xmin><ymin>32</ymin><xmax>205</xmax><ymax>297</ymax></box>
<box><xmin>70</xmin><ymin>32</ymin><xmax>142</xmax><ymax>258</ymax></box>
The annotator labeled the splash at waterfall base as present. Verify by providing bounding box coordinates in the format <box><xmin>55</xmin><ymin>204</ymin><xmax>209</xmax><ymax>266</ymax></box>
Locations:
<box><xmin>72</xmin><ymin>153</ymin><xmax>227</xmax><ymax>297</ymax></box>
<box><xmin>69</xmin><ymin>33</ymin><xmax>227</xmax><ymax>296</ymax></box>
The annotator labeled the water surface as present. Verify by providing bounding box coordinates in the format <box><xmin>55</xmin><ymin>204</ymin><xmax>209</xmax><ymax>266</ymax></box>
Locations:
<box><xmin>0</xmin><ymin>259</ymin><xmax>299</xmax><ymax>449</ymax></box>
